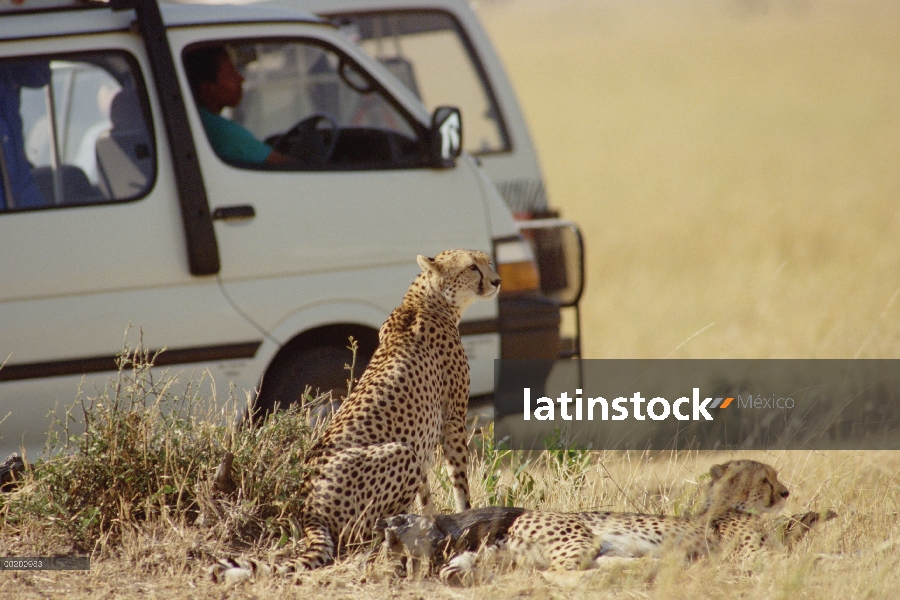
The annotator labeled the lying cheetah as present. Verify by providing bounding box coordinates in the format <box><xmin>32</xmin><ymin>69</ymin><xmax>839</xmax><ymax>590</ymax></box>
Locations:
<box><xmin>211</xmin><ymin>250</ymin><xmax>500</xmax><ymax>583</ymax></box>
<box><xmin>377</xmin><ymin>460</ymin><xmax>836</xmax><ymax>580</ymax></box>
<box><xmin>506</xmin><ymin>460</ymin><xmax>835</xmax><ymax>570</ymax></box>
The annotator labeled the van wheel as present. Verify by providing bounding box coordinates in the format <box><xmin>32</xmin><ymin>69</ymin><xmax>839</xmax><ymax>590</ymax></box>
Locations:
<box><xmin>252</xmin><ymin>345</ymin><xmax>371</xmax><ymax>423</ymax></box>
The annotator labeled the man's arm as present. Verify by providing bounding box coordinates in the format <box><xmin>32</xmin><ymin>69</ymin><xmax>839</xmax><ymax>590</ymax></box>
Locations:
<box><xmin>264</xmin><ymin>148</ymin><xmax>295</xmax><ymax>165</ymax></box>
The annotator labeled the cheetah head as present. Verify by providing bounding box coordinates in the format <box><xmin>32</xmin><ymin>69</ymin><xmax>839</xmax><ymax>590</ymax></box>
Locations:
<box><xmin>702</xmin><ymin>460</ymin><xmax>790</xmax><ymax>516</ymax></box>
<box><xmin>416</xmin><ymin>249</ymin><xmax>501</xmax><ymax>314</ymax></box>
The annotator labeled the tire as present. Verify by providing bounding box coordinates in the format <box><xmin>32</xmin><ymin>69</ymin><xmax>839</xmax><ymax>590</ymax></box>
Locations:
<box><xmin>251</xmin><ymin>344</ymin><xmax>372</xmax><ymax>424</ymax></box>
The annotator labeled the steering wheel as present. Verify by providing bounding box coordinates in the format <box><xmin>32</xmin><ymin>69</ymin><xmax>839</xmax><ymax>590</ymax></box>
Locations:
<box><xmin>271</xmin><ymin>114</ymin><xmax>339</xmax><ymax>167</ymax></box>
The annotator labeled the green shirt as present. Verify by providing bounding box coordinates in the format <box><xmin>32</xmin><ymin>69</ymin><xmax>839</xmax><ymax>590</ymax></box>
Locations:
<box><xmin>199</xmin><ymin>107</ymin><xmax>272</xmax><ymax>165</ymax></box>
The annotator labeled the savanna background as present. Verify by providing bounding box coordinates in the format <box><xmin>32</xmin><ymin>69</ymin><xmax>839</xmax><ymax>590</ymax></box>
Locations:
<box><xmin>2</xmin><ymin>0</ymin><xmax>899</xmax><ymax>597</ymax></box>
<box><xmin>483</xmin><ymin>0</ymin><xmax>900</xmax><ymax>360</ymax></box>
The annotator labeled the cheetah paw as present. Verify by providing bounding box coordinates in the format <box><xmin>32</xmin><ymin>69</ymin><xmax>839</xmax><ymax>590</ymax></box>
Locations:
<box><xmin>207</xmin><ymin>558</ymin><xmax>254</xmax><ymax>586</ymax></box>
<box><xmin>439</xmin><ymin>551</ymin><xmax>480</xmax><ymax>586</ymax></box>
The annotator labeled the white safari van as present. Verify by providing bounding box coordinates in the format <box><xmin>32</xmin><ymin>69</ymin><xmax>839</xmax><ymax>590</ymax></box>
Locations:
<box><xmin>0</xmin><ymin>0</ymin><xmax>578</xmax><ymax>457</ymax></box>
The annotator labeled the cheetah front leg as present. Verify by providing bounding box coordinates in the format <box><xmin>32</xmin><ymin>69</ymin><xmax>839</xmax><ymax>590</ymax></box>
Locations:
<box><xmin>441</xmin><ymin>416</ymin><xmax>471</xmax><ymax>511</ymax></box>
<box><xmin>781</xmin><ymin>510</ymin><xmax>838</xmax><ymax>549</ymax></box>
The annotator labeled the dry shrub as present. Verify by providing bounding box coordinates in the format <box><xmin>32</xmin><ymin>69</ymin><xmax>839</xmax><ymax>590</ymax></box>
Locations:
<box><xmin>0</xmin><ymin>344</ymin><xmax>319</xmax><ymax>556</ymax></box>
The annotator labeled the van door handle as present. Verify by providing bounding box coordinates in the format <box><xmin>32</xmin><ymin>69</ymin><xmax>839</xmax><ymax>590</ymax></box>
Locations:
<box><xmin>212</xmin><ymin>204</ymin><xmax>256</xmax><ymax>221</ymax></box>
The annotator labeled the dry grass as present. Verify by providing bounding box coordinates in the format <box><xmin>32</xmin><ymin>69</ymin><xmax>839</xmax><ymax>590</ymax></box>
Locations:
<box><xmin>1</xmin><ymin>360</ymin><xmax>896</xmax><ymax>600</ymax></box>
<box><xmin>3</xmin><ymin>1</ymin><xmax>899</xmax><ymax>597</ymax></box>
<box><xmin>2</xmin><ymin>440</ymin><xmax>897</xmax><ymax>599</ymax></box>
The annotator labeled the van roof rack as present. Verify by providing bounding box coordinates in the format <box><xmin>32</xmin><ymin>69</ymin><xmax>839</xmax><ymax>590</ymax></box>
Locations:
<box><xmin>0</xmin><ymin>0</ymin><xmax>111</xmax><ymax>16</ymax></box>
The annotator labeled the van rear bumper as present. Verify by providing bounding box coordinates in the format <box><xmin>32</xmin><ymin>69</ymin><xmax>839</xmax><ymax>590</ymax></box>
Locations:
<box><xmin>498</xmin><ymin>295</ymin><xmax>561</xmax><ymax>359</ymax></box>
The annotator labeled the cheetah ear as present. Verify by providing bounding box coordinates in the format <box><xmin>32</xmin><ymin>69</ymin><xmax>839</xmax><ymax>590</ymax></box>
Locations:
<box><xmin>709</xmin><ymin>464</ymin><xmax>726</xmax><ymax>481</ymax></box>
<box><xmin>417</xmin><ymin>254</ymin><xmax>440</xmax><ymax>275</ymax></box>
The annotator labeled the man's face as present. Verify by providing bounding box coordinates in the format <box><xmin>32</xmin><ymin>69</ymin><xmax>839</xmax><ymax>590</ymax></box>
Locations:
<box><xmin>210</xmin><ymin>54</ymin><xmax>244</xmax><ymax>108</ymax></box>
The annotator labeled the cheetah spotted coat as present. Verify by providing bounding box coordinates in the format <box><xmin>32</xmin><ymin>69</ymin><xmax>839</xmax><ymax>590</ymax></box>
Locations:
<box><xmin>211</xmin><ymin>250</ymin><xmax>501</xmax><ymax>581</ymax></box>
<box><xmin>375</xmin><ymin>460</ymin><xmax>835</xmax><ymax>581</ymax></box>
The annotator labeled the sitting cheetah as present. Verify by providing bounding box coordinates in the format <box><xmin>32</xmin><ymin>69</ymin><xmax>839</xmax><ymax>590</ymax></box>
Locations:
<box><xmin>377</xmin><ymin>460</ymin><xmax>836</xmax><ymax>580</ymax></box>
<box><xmin>210</xmin><ymin>249</ymin><xmax>500</xmax><ymax>583</ymax></box>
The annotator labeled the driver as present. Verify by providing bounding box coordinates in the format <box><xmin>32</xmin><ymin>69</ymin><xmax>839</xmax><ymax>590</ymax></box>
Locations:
<box><xmin>184</xmin><ymin>46</ymin><xmax>292</xmax><ymax>165</ymax></box>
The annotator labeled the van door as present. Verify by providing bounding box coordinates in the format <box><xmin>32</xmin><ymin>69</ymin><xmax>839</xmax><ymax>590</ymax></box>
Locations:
<box><xmin>171</xmin><ymin>31</ymin><xmax>493</xmax><ymax>343</ymax></box>
<box><xmin>0</xmin><ymin>39</ymin><xmax>259</xmax><ymax>456</ymax></box>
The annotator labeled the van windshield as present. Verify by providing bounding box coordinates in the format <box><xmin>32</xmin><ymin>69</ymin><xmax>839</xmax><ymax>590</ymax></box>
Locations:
<box><xmin>332</xmin><ymin>10</ymin><xmax>510</xmax><ymax>155</ymax></box>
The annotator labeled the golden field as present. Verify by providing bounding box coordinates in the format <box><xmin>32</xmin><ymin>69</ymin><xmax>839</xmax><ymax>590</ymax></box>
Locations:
<box><xmin>480</xmin><ymin>0</ymin><xmax>900</xmax><ymax>360</ymax></box>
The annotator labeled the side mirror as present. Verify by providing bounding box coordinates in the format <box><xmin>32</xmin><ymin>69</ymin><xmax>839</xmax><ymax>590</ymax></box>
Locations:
<box><xmin>430</xmin><ymin>106</ymin><xmax>462</xmax><ymax>167</ymax></box>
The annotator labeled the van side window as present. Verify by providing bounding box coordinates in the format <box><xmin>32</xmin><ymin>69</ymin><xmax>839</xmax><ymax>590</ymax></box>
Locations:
<box><xmin>332</xmin><ymin>11</ymin><xmax>510</xmax><ymax>155</ymax></box>
<box><xmin>0</xmin><ymin>52</ymin><xmax>154</xmax><ymax>212</ymax></box>
<box><xmin>183</xmin><ymin>40</ymin><xmax>429</xmax><ymax>171</ymax></box>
